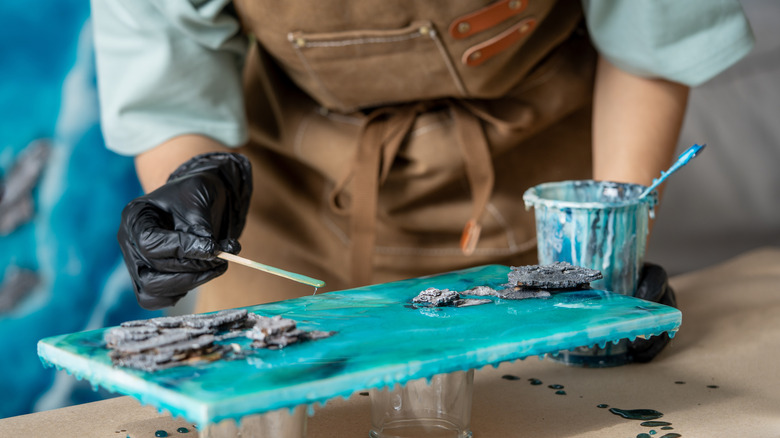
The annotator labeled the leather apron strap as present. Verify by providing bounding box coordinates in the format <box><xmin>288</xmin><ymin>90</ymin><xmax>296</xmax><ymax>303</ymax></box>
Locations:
<box><xmin>329</xmin><ymin>103</ymin><xmax>429</xmax><ymax>285</ymax></box>
<box><xmin>329</xmin><ymin>99</ymin><xmax>535</xmax><ymax>285</ymax></box>
<box><xmin>451</xmin><ymin>102</ymin><xmax>493</xmax><ymax>256</ymax></box>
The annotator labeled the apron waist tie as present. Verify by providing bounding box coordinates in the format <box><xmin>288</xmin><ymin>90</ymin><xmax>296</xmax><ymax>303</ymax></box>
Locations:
<box><xmin>329</xmin><ymin>99</ymin><xmax>531</xmax><ymax>286</ymax></box>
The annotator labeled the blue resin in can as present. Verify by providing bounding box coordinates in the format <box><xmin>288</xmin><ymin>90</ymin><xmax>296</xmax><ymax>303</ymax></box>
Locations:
<box><xmin>523</xmin><ymin>180</ymin><xmax>656</xmax><ymax>296</ymax></box>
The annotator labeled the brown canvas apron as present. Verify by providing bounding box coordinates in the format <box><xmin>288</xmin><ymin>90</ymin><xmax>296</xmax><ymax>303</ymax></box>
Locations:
<box><xmin>196</xmin><ymin>0</ymin><xmax>596</xmax><ymax>313</ymax></box>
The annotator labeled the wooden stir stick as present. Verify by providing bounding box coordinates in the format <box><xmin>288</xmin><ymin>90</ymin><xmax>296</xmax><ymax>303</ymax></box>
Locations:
<box><xmin>216</xmin><ymin>252</ymin><xmax>326</xmax><ymax>288</ymax></box>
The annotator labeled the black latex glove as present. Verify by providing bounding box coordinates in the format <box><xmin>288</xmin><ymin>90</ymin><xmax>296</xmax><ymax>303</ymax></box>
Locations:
<box><xmin>118</xmin><ymin>152</ymin><xmax>252</xmax><ymax>310</ymax></box>
<box><xmin>627</xmin><ymin>262</ymin><xmax>678</xmax><ymax>363</ymax></box>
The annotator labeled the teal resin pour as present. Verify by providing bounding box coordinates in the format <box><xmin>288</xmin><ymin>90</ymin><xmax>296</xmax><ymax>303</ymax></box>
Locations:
<box><xmin>524</xmin><ymin>180</ymin><xmax>657</xmax><ymax>296</ymax></box>
<box><xmin>37</xmin><ymin>265</ymin><xmax>680</xmax><ymax>427</ymax></box>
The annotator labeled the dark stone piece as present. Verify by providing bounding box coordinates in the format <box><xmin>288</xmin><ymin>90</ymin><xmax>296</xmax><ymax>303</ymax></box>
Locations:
<box><xmin>499</xmin><ymin>290</ymin><xmax>552</xmax><ymax>300</ymax></box>
<box><xmin>108</xmin><ymin>311</ymin><xmax>335</xmax><ymax>370</ymax></box>
<box><xmin>111</xmin><ymin>335</ymin><xmax>223</xmax><ymax>372</ymax></box>
<box><xmin>301</xmin><ymin>330</ymin><xmax>337</xmax><ymax>340</ymax></box>
<box><xmin>453</xmin><ymin>298</ymin><xmax>493</xmax><ymax>307</ymax></box>
<box><xmin>214</xmin><ymin>330</ymin><xmax>248</xmax><ymax>341</ymax></box>
<box><xmin>104</xmin><ymin>325</ymin><xmax>160</xmax><ymax>346</ymax></box>
<box><xmin>412</xmin><ymin>288</ymin><xmax>460</xmax><ymax>306</ymax></box>
<box><xmin>109</xmin><ymin>328</ymin><xmax>208</xmax><ymax>354</ymax></box>
<box><xmin>507</xmin><ymin>262</ymin><xmax>602</xmax><ymax>290</ymax></box>
<box><xmin>151</xmin><ymin>309</ymin><xmax>249</xmax><ymax>330</ymax></box>
<box><xmin>120</xmin><ymin>309</ymin><xmax>249</xmax><ymax>330</ymax></box>
<box><xmin>261</xmin><ymin>334</ymin><xmax>298</xmax><ymax>348</ymax></box>
<box><xmin>246</xmin><ymin>315</ymin><xmax>297</xmax><ymax>342</ymax></box>
<box><xmin>246</xmin><ymin>315</ymin><xmax>336</xmax><ymax>350</ymax></box>
<box><xmin>461</xmin><ymin>286</ymin><xmax>499</xmax><ymax>297</ymax></box>
<box><xmin>107</xmin><ymin>310</ymin><xmax>254</xmax><ymax>371</ymax></box>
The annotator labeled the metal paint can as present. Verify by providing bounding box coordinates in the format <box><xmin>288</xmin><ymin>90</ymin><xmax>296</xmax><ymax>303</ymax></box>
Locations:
<box><xmin>523</xmin><ymin>180</ymin><xmax>656</xmax><ymax>366</ymax></box>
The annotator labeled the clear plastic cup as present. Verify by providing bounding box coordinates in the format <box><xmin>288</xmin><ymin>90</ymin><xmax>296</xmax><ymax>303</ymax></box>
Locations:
<box><xmin>523</xmin><ymin>180</ymin><xmax>656</xmax><ymax>367</ymax></box>
<box><xmin>200</xmin><ymin>406</ymin><xmax>307</xmax><ymax>438</ymax></box>
<box><xmin>369</xmin><ymin>370</ymin><xmax>474</xmax><ymax>438</ymax></box>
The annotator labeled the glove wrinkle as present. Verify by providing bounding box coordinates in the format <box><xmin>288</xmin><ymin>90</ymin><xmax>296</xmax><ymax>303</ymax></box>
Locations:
<box><xmin>144</xmin><ymin>258</ymin><xmax>224</xmax><ymax>273</ymax></box>
<box><xmin>218</xmin><ymin>238</ymin><xmax>241</xmax><ymax>255</ymax></box>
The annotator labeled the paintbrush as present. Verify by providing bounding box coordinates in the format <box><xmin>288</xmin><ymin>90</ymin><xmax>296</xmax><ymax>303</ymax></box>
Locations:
<box><xmin>216</xmin><ymin>252</ymin><xmax>326</xmax><ymax>289</ymax></box>
<box><xmin>638</xmin><ymin>143</ymin><xmax>706</xmax><ymax>199</ymax></box>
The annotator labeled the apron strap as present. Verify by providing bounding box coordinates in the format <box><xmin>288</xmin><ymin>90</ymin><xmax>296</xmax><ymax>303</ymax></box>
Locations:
<box><xmin>329</xmin><ymin>103</ymin><xmax>428</xmax><ymax>285</ymax></box>
<box><xmin>453</xmin><ymin>98</ymin><xmax>535</xmax><ymax>255</ymax></box>
<box><xmin>329</xmin><ymin>99</ymin><xmax>530</xmax><ymax>286</ymax></box>
<box><xmin>451</xmin><ymin>102</ymin><xmax>494</xmax><ymax>256</ymax></box>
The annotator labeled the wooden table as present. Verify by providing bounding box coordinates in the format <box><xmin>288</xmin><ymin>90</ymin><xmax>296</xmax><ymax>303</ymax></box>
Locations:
<box><xmin>2</xmin><ymin>247</ymin><xmax>779</xmax><ymax>437</ymax></box>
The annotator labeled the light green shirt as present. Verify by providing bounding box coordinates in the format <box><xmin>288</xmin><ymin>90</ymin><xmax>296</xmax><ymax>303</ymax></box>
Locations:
<box><xmin>582</xmin><ymin>0</ymin><xmax>755</xmax><ymax>87</ymax></box>
<box><xmin>91</xmin><ymin>0</ymin><xmax>754</xmax><ymax>156</ymax></box>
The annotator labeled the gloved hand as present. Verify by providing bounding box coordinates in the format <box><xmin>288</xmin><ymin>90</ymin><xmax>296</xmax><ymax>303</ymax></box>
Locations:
<box><xmin>118</xmin><ymin>152</ymin><xmax>252</xmax><ymax>309</ymax></box>
<box><xmin>627</xmin><ymin>262</ymin><xmax>678</xmax><ymax>363</ymax></box>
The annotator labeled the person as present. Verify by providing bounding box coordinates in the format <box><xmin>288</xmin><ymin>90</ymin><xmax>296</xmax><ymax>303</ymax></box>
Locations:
<box><xmin>91</xmin><ymin>0</ymin><xmax>753</xmax><ymax>317</ymax></box>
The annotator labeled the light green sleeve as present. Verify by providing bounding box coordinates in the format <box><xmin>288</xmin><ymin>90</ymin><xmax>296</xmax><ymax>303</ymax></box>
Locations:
<box><xmin>91</xmin><ymin>0</ymin><xmax>248</xmax><ymax>156</ymax></box>
<box><xmin>582</xmin><ymin>0</ymin><xmax>755</xmax><ymax>86</ymax></box>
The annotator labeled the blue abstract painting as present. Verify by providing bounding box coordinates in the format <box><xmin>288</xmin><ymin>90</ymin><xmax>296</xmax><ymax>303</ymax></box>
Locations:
<box><xmin>0</xmin><ymin>2</ymin><xmax>158</xmax><ymax>418</ymax></box>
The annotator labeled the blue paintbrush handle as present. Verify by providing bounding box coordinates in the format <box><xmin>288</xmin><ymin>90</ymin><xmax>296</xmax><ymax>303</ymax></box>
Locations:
<box><xmin>639</xmin><ymin>144</ymin><xmax>706</xmax><ymax>199</ymax></box>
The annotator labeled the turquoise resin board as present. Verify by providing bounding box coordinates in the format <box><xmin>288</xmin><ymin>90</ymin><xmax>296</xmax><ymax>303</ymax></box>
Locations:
<box><xmin>37</xmin><ymin>265</ymin><xmax>681</xmax><ymax>426</ymax></box>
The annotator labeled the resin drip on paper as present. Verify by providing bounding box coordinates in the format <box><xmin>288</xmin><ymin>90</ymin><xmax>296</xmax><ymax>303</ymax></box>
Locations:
<box><xmin>38</xmin><ymin>265</ymin><xmax>680</xmax><ymax>427</ymax></box>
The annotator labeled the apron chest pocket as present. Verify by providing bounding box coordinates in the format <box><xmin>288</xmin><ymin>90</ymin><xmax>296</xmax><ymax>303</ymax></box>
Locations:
<box><xmin>288</xmin><ymin>20</ymin><xmax>467</xmax><ymax>113</ymax></box>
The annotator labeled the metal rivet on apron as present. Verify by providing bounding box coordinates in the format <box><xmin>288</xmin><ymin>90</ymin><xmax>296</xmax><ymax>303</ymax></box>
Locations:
<box><xmin>469</xmin><ymin>51</ymin><xmax>482</xmax><ymax>61</ymax></box>
<box><xmin>419</xmin><ymin>25</ymin><xmax>431</xmax><ymax>35</ymax></box>
<box><xmin>457</xmin><ymin>22</ymin><xmax>471</xmax><ymax>34</ymax></box>
<box><xmin>520</xmin><ymin>23</ymin><xmax>531</xmax><ymax>33</ymax></box>
<box><xmin>509</xmin><ymin>0</ymin><xmax>523</xmax><ymax>10</ymax></box>
<box><xmin>294</xmin><ymin>37</ymin><xmax>306</xmax><ymax>48</ymax></box>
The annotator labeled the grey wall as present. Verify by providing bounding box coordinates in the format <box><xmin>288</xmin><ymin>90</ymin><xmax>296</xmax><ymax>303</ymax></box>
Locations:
<box><xmin>647</xmin><ymin>0</ymin><xmax>780</xmax><ymax>274</ymax></box>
